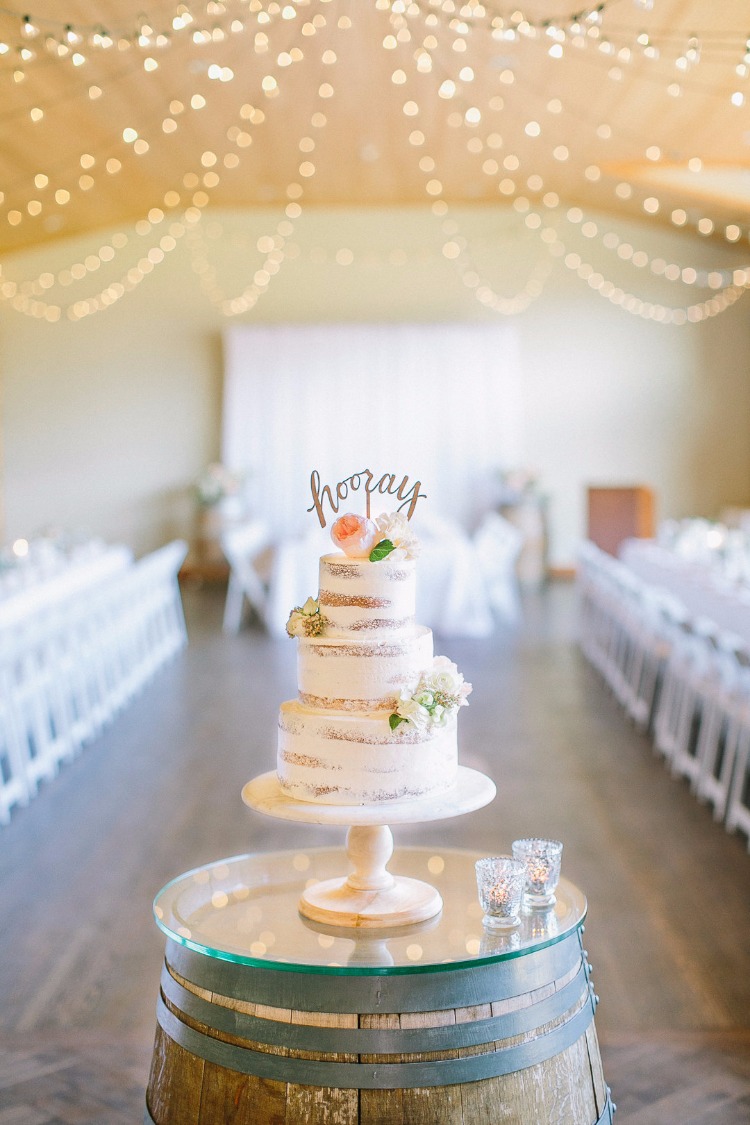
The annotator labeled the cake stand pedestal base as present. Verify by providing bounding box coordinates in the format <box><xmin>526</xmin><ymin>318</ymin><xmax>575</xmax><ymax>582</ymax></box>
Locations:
<box><xmin>298</xmin><ymin>825</ymin><xmax>442</xmax><ymax>928</ymax></box>
<box><xmin>242</xmin><ymin>768</ymin><xmax>496</xmax><ymax>930</ymax></box>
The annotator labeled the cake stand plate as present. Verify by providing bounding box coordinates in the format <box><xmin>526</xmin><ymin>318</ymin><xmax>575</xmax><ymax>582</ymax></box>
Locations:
<box><xmin>242</xmin><ymin>768</ymin><xmax>496</xmax><ymax>929</ymax></box>
<box><xmin>241</xmin><ymin>766</ymin><xmax>496</xmax><ymax>826</ymax></box>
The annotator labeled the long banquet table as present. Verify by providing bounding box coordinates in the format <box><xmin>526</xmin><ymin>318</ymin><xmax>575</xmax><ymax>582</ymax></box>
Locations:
<box><xmin>0</xmin><ymin>543</ymin><xmax>134</xmax><ymax>627</ymax></box>
<box><xmin>619</xmin><ymin>538</ymin><xmax>750</xmax><ymax>645</ymax></box>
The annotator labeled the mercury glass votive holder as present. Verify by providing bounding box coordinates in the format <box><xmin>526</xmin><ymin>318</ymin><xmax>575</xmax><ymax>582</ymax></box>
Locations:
<box><xmin>475</xmin><ymin>856</ymin><xmax>526</xmax><ymax>930</ymax></box>
<box><xmin>512</xmin><ymin>838</ymin><xmax>563</xmax><ymax>907</ymax></box>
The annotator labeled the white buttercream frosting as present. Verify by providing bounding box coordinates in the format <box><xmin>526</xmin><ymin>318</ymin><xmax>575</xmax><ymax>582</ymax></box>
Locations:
<box><xmin>318</xmin><ymin>553</ymin><xmax>416</xmax><ymax>638</ymax></box>
<box><xmin>297</xmin><ymin>626</ymin><xmax>433</xmax><ymax>711</ymax></box>
<box><xmin>277</xmin><ymin>701</ymin><xmax>457</xmax><ymax>805</ymax></box>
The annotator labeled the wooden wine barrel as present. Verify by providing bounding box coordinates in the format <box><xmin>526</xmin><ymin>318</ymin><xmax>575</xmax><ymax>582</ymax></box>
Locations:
<box><xmin>146</xmin><ymin>932</ymin><xmax>613</xmax><ymax>1124</ymax></box>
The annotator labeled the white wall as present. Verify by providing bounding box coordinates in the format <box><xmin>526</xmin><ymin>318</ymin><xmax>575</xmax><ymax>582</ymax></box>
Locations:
<box><xmin>1</xmin><ymin>205</ymin><xmax>749</xmax><ymax>564</ymax></box>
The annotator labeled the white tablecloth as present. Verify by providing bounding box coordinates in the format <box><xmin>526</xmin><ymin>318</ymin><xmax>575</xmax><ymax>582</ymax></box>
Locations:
<box><xmin>619</xmin><ymin>539</ymin><xmax>750</xmax><ymax>644</ymax></box>
<box><xmin>0</xmin><ymin>544</ymin><xmax>134</xmax><ymax>631</ymax></box>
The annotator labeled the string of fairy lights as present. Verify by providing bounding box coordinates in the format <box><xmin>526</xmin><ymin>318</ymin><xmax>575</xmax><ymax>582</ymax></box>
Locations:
<box><xmin>0</xmin><ymin>0</ymin><xmax>748</xmax><ymax>323</ymax></box>
<box><xmin>383</xmin><ymin>0</ymin><xmax>749</xmax><ymax>323</ymax></box>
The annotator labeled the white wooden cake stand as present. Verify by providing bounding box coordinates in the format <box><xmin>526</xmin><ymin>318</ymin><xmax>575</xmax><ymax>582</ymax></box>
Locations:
<box><xmin>241</xmin><ymin>766</ymin><xmax>496</xmax><ymax>929</ymax></box>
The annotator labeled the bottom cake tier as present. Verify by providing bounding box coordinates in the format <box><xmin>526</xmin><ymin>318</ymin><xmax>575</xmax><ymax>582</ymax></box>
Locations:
<box><xmin>277</xmin><ymin>700</ymin><xmax>458</xmax><ymax>805</ymax></box>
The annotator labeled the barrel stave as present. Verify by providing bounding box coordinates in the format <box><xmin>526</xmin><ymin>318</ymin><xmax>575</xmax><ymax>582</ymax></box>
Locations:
<box><xmin>359</xmin><ymin>1012</ymin><xmax>405</xmax><ymax>1125</ymax></box>
<box><xmin>147</xmin><ymin>1023</ymin><xmax>203</xmax><ymax>1125</ymax></box>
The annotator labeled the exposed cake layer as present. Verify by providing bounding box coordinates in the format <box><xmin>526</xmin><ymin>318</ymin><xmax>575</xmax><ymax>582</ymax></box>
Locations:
<box><xmin>318</xmin><ymin>553</ymin><xmax>416</xmax><ymax>638</ymax></box>
<box><xmin>277</xmin><ymin>700</ymin><xmax>457</xmax><ymax>805</ymax></box>
<box><xmin>297</xmin><ymin>626</ymin><xmax>433</xmax><ymax>712</ymax></box>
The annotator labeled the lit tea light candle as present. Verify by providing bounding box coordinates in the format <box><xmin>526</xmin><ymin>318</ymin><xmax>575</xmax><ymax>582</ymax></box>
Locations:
<box><xmin>475</xmin><ymin>856</ymin><xmax>525</xmax><ymax>930</ymax></box>
<box><xmin>488</xmin><ymin>883</ymin><xmax>513</xmax><ymax>911</ymax></box>
<box><xmin>512</xmin><ymin>838</ymin><xmax>563</xmax><ymax>908</ymax></box>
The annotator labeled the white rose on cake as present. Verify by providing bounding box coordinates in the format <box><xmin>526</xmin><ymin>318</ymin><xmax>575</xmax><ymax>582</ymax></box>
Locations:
<box><xmin>395</xmin><ymin>692</ymin><xmax>432</xmax><ymax>732</ymax></box>
<box><xmin>430</xmin><ymin>656</ymin><xmax>472</xmax><ymax>703</ymax></box>
<box><xmin>374</xmin><ymin>512</ymin><xmax>420</xmax><ymax>560</ymax></box>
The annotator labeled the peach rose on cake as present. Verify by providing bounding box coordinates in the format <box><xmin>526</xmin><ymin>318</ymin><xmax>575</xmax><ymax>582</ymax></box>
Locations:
<box><xmin>331</xmin><ymin>513</ymin><xmax>378</xmax><ymax>557</ymax></box>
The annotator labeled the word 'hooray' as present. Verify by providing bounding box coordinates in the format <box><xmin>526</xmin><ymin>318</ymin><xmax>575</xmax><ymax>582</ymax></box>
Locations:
<box><xmin>307</xmin><ymin>469</ymin><xmax>426</xmax><ymax>527</ymax></box>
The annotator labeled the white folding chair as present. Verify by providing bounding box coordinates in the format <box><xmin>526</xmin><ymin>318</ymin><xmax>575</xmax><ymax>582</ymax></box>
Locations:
<box><xmin>53</xmin><ymin>592</ymin><xmax>108</xmax><ymax>748</ymax></box>
<box><xmin>121</xmin><ymin>540</ymin><xmax>188</xmax><ymax>691</ymax></box>
<box><xmin>691</xmin><ymin>633</ymin><xmax>741</xmax><ymax>796</ymax></box>
<box><xmin>3</xmin><ymin>618</ymin><xmax>76</xmax><ymax>792</ymax></box>
<box><xmin>577</xmin><ymin>544</ymin><xmax>609</xmax><ymax>669</ymax></box>
<box><xmin>723</xmin><ymin>652</ymin><xmax>750</xmax><ymax>851</ymax></box>
<box><xmin>624</xmin><ymin>589</ymin><xmax>676</xmax><ymax>732</ymax></box>
<box><xmin>695</xmin><ymin>647</ymin><xmax>750</xmax><ymax>824</ymax></box>
<box><xmin>222</xmin><ymin>521</ymin><xmax>273</xmax><ymax>634</ymax></box>
<box><xmin>653</xmin><ymin>615</ymin><xmax>706</xmax><ymax>765</ymax></box>
<box><xmin>725</xmin><ymin>730</ymin><xmax>750</xmax><ymax>852</ymax></box>
<box><xmin>577</xmin><ymin>543</ymin><xmax>643</xmax><ymax>702</ymax></box>
<box><xmin>665</xmin><ymin>618</ymin><xmax>722</xmax><ymax>785</ymax></box>
<box><xmin>0</xmin><ymin>662</ymin><xmax>31</xmax><ymax>824</ymax></box>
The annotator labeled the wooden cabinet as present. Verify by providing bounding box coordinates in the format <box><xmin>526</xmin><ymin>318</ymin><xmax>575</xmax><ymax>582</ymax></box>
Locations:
<box><xmin>587</xmin><ymin>486</ymin><xmax>655</xmax><ymax>557</ymax></box>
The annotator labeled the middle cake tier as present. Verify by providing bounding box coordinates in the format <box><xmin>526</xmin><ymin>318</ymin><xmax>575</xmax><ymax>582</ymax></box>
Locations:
<box><xmin>297</xmin><ymin>626</ymin><xmax>434</xmax><ymax>712</ymax></box>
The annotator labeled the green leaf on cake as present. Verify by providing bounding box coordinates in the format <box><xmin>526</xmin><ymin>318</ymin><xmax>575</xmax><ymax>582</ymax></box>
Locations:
<box><xmin>389</xmin><ymin>713</ymin><xmax>408</xmax><ymax>730</ymax></box>
<box><xmin>370</xmin><ymin>539</ymin><xmax>396</xmax><ymax>562</ymax></box>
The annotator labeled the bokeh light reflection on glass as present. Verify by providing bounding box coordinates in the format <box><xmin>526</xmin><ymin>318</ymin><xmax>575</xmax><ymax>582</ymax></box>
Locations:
<box><xmin>153</xmin><ymin>849</ymin><xmax>586</xmax><ymax>973</ymax></box>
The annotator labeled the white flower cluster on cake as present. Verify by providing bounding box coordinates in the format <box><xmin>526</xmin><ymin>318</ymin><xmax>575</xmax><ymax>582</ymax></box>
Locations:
<box><xmin>390</xmin><ymin>656</ymin><xmax>472</xmax><ymax>732</ymax></box>
<box><xmin>331</xmin><ymin>511</ymin><xmax>420</xmax><ymax>562</ymax></box>
<box><xmin>286</xmin><ymin>596</ymin><xmax>328</xmax><ymax>638</ymax></box>
<box><xmin>373</xmin><ymin>512</ymin><xmax>420</xmax><ymax>561</ymax></box>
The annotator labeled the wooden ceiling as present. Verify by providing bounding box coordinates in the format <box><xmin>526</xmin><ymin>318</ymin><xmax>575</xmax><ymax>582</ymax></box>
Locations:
<box><xmin>1</xmin><ymin>0</ymin><xmax>749</xmax><ymax>257</ymax></box>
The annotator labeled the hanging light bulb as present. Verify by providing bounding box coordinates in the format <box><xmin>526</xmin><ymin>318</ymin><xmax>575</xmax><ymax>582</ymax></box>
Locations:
<box><xmin>21</xmin><ymin>15</ymin><xmax>39</xmax><ymax>38</ymax></box>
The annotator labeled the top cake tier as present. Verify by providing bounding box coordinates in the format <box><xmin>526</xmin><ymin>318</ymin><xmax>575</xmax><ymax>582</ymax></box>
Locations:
<box><xmin>318</xmin><ymin>553</ymin><xmax>416</xmax><ymax>638</ymax></box>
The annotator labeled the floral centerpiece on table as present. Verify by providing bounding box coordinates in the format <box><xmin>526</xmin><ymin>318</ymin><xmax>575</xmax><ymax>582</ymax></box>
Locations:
<box><xmin>194</xmin><ymin>463</ymin><xmax>244</xmax><ymax>508</ymax></box>
<box><xmin>389</xmin><ymin>656</ymin><xmax>472</xmax><ymax>732</ymax></box>
<box><xmin>497</xmin><ymin>467</ymin><xmax>540</xmax><ymax>506</ymax></box>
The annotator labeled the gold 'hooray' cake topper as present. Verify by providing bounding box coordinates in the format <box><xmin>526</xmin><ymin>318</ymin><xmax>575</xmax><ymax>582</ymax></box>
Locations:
<box><xmin>307</xmin><ymin>469</ymin><xmax>426</xmax><ymax>528</ymax></box>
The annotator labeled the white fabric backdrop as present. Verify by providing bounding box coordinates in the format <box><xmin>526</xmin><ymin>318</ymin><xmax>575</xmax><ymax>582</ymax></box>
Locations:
<box><xmin>222</xmin><ymin>323</ymin><xmax>527</xmax><ymax>537</ymax></box>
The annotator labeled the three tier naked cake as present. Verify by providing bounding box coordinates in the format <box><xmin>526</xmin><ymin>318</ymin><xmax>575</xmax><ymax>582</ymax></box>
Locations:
<box><xmin>278</xmin><ymin>510</ymin><xmax>471</xmax><ymax>806</ymax></box>
<box><xmin>242</xmin><ymin>469</ymin><xmax>495</xmax><ymax>928</ymax></box>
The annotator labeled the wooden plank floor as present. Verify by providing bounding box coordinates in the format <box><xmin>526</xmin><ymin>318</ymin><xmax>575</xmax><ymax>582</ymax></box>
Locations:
<box><xmin>1</xmin><ymin>582</ymin><xmax>749</xmax><ymax>1122</ymax></box>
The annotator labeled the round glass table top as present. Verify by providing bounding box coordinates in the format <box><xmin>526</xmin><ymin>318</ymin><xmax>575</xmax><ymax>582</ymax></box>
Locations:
<box><xmin>153</xmin><ymin>848</ymin><xmax>586</xmax><ymax>976</ymax></box>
